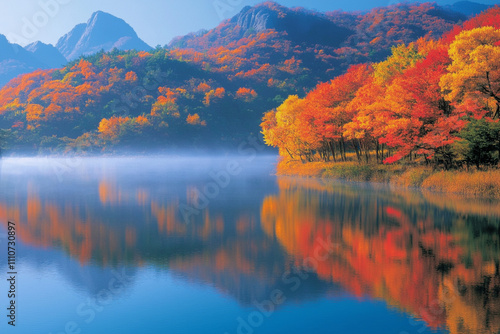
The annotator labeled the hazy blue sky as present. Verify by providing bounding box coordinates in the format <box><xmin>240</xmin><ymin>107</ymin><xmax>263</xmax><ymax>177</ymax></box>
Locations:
<box><xmin>1</xmin><ymin>0</ymin><xmax>498</xmax><ymax>47</ymax></box>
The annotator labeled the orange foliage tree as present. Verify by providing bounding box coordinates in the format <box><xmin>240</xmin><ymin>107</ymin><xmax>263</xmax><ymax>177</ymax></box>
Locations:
<box><xmin>261</xmin><ymin>7</ymin><xmax>500</xmax><ymax>168</ymax></box>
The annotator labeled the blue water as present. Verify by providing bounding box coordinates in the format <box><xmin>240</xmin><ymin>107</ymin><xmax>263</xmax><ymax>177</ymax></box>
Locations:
<box><xmin>0</xmin><ymin>156</ymin><xmax>498</xmax><ymax>334</ymax></box>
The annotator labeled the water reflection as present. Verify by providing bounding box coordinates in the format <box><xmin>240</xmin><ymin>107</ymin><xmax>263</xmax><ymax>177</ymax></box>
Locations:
<box><xmin>262</xmin><ymin>177</ymin><xmax>500</xmax><ymax>334</ymax></box>
<box><xmin>0</xmin><ymin>158</ymin><xmax>499</xmax><ymax>334</ymax></box>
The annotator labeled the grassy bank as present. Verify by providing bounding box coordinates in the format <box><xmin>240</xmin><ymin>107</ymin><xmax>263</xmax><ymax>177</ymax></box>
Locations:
<box><xmin>277</xmin><ymin>160</ymin><xmax>500</xmax><ymax>199</ymax></box>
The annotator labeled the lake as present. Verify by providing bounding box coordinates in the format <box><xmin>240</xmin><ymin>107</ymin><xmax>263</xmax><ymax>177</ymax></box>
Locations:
<box><xmin>0</xmin><ymin>156</ymin><xmax>499</xmax><ymax>334</ymax></box>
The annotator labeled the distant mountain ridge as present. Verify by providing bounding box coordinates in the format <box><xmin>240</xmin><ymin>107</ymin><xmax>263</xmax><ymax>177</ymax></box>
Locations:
<box><xmin>55</xmin><ymin>23</ymin><xmax>87</xmax><ymax>60</ymax></box>
<box><xmin>24</xmin><ymin>41</ymin><xmax>67</xmax><ymax>69</ymax></box>
<box><xmin>168</xmin><ymin>1</ymin><xmax>468</xmax><ymax>80</ymax></box>
<box><xmin>56</xmin><ymin>11</ymin><xmax>152</xmax><ymax>60</ymax></box>
<box><xmin>0</xmin><ymin>35</ymin><xmax>45</xmax><ymax>87</ymax></box>
<box><xmin>444</xmin><ymin>0</ymin><xmax>493</xmax><ymax>16</ymax></box>
<box><xmin>0</xmin><ymin>10</ymin><xmax>152</xmax><ymax>87</ymax></box>
<box><xmin>0</xmin><ymin>1</ymin><xmax>491</xmax><ymax>88</ymax></box>
<box><xmin>231</xmin><ymin>4</ymin><xmax>353</xmax><ymax>46</ymax></box>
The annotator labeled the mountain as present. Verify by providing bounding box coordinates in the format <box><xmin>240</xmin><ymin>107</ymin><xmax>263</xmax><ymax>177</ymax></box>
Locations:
<box><xmin>0</xmin><ymin>35</ymin><xmax>45</xmax><ymax>87</ymax></box>
<box><xmin>0</xmin><ymin>2</ymin><xmax>496</xmax><ymax>154</ymax></box>
<box><xmin>169</xmin><ymin>1</ymin><xmax>466</xmax><ymax>80</ymax></box>
<box><xmin>55</xmin><ymin>23</ymin><xmax>87</xmax><ymax>61</ymax></box>
<box><xmin>56</xmin><ymin>11</ymin><xmax>152</xmax><ymax>60</ymax></box>
<box><xmin>169</xmin><ymin>2</ymin><xmax>355</xmax><ymax>50</ymax></box>
<box><xmin>231</xmin><ymin>4</ymin><xmax>353</xmax><ymax>46</ymax></box>
<box><xmin>24</xmin><ymin>41</ymin><xmax>67</xmax><ymax>69</ymax></box>
<box><xmin>0</xmin><ymin>37</ymin><xmax>67</xmax><ymax>87</ymax></box>
<box><xmin>444</xmin><ymin>1</ymin><xmax>492</xmax><ymax>17</ymax></box>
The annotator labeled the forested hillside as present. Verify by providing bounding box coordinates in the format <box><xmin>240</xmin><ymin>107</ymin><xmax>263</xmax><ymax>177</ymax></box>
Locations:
<box><xmin>0</xmin><ymin>2</ymin><xmax>485</xmax><ymax>153</ymax></box>
<box><xmin>262</xmin><ymin>7</ymin><xmax>500</xmax><ymax>169</ymax></box>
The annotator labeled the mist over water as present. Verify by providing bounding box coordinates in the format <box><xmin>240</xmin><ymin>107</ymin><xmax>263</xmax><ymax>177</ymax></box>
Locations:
<box><xmin>0</xmin><ymin>156</ymin><xmax>498</xmax><ymax>334</ymax></box>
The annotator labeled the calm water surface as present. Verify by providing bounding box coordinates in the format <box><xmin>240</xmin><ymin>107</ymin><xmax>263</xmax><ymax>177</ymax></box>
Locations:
<box><xmin>0</xmin><ymin>156</ymin><xmax>499</xmax><ymax>334</ymax></box>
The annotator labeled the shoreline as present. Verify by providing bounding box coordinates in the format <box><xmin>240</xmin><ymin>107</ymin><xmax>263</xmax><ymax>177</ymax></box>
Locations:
<box><xmin>277</xmin><ymin>159</ymin><xmax>500</xmax><ymax>199</ymax></box>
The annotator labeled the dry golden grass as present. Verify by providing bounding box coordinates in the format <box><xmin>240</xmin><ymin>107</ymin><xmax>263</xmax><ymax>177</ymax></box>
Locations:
<box><xmin>323</xmin><ymin>162</ymin><xmax>403</xmax><ymax>182</ymax></box>
<box><xmin>276</xmin><ymin>158</ymin><xmax>500</xmax><ymax>199</ymax></box>
<box><xmin>421</xmin><ymin>170</ymin><xmax>500</xmax><ymax>199</ymax></box>
<box><xmin>277</xmin><ymin>159</ymin><xmax>332</xmax><ymax>177</ymax></box>
<box><xmin>392</xmin><ymin>167</ymin><xmax>433</xmax><ymax>188</ymax></box>
<box><xmin>278</xmin><ymin>159</ymin><xmax>403</xmax><ymax>181</ymax></box>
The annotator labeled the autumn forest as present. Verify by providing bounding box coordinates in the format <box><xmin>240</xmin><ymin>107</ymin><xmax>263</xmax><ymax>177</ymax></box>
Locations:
<box><xmin>0</xmin><ymin>2</ymin><xmax>495</xmax><ymax>155</ymax></box>
<box><xmin>0</xmin><ymin>2</ymin><xmax>499</xmax><ymax>196</ymax></box>
<box><xmin>262</xmin><ymin>8</ymin><xmax>500</xmax><ymax>171</ymax></box>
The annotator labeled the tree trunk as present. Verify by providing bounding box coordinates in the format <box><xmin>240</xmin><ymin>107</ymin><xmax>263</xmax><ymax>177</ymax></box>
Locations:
<box><xmin>357</xmin><ymin>139</ymin><xmax>367</xmax><ymax>163</ymax></box>
<box><xmin>328</xmin><ymin>141</ymin><xmax>336</xmax><ymax>163</ymax></box>
<box><xmin>498</xmin><ymin>130</ymin><xmax>500</xmax><ymax>167</ymax></box>
<box><xmin>353</xmin><ymin>139</ymin><xmax>361</xmax><ymax>162</ymax></box>
<box><xmin>340</xmin><ymin>136</ymin><xmax>347</xmax><ymax>162</ymax></box>
<box><xmin>339</xmin><ymin>139</ymin><xmax>343</xmax><ymax>162</ymax></box>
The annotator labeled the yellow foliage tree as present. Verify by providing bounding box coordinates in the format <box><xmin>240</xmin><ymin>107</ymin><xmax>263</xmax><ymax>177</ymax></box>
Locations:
<box><xmin>373</xmin><ymin>43</ymin><xmax>424</xmax><ymax>85</ymax></box>
<box><xmin>440</xmin><ymin>26</ymin><xmax>500</xmax><ymax>118</ymax></box>
<box><xmin>98</xmin><ymin>116</ymin><xmax>131</xmax><ymax>140</ymax></box>
<box><xmin>261</xmin><ymin>95</ymin><xmax>309</xmax><ymax>160</ymax></box>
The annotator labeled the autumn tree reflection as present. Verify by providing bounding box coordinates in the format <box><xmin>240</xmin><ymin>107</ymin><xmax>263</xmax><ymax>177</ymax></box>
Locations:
<box><xmin>261</xmin><ymin>177</ymin><xmax>500</xmax><ymax>334</ymax></box>
<box><xmin>1</xmin><ymin>173</ymin><xmax>498</xmax><ymax>333</ymax></box>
